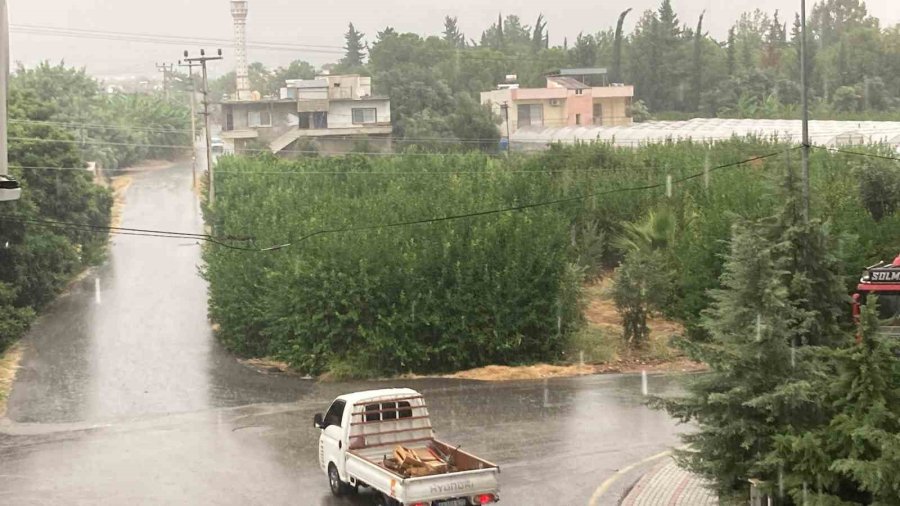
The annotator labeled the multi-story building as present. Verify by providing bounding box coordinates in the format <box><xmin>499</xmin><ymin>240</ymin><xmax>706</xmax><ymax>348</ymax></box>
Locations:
<box><xmin>480</xmin><ymin>69</ymin><xmax>635</xmax><ymax>136</ymax></box>
<box><xmin>219</xmin><ymin>74</ymin><xmax>392</xmax><ymax>155</ymax></box>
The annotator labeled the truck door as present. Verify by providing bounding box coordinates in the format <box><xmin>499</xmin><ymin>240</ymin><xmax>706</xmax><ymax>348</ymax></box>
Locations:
<box><xmin>321</xmin><ymin>400</ymin><xmax>347</xmax><ymax>477</ymax></box>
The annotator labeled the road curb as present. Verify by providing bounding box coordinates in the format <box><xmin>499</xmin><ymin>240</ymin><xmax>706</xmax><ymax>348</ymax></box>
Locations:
<box><xmin>620</xmin><ymin>460</ymin><xmax>717</xmax><ymax>505</ymax></box>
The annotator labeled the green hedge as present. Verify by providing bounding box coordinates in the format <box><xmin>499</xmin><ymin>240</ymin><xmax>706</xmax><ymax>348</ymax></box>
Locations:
<box><xmin>204</xmin><ymin>140</ymin><xmax>900</xmax><ymax>375</ymax></box>
<box><xmin>204</xmin><ymin>154</ymin><xmax>582</xmax><ymax>376</ymax></box>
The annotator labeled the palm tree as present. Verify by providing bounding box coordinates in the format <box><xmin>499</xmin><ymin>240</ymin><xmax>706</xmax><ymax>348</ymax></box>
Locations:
<box><xmin>615</xmin><ymin>208</ymin><xmax>676</xmax><ymax>255</ymax></box>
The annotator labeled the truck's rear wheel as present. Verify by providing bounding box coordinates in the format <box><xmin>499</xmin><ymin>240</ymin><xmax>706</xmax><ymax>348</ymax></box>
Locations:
<box><xmin>327</xmin><ymin>463</ymin><xmax>354</xmax><ymax>496</ymax></box>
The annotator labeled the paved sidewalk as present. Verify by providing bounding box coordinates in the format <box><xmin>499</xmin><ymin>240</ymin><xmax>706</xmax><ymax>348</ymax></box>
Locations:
<box><xmin>621</xmin><ymin>459</ymin><xmax>717</xmax><ymax>505</ymax></box>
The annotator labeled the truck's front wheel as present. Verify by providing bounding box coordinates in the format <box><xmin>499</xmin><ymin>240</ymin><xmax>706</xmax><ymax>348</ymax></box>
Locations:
<box><xmin>327</xmin><ymin>463</ymin><xmax>354</xmax><ymax>496</ymax></box>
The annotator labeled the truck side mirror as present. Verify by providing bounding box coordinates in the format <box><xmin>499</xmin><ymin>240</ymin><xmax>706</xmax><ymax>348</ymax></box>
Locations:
<box><xmin>313</xmin><ymin>413</ymin><xmax>325</xmax><ymax>429</ymax></box>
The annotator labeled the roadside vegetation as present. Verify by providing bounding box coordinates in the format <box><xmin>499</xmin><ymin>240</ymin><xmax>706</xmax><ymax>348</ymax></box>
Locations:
<box><xmin>204</xmin><ymin>138</ymin><xmax>900</xmax><ymax>379</ymax></box>
<box><xmin>651</xmin><ymin>172</ymin><xmax>900</xmax><ymax>504</ymax></box>
<box><xmin>1</xmin><ymin>62</ymin><xmax>187</xmax><ymax>358</ymax></box>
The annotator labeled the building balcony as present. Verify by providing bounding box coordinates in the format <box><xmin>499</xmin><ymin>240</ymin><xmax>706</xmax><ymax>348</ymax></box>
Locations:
<box><xmin>219</xmin><ymin>129</ymin><xmax>259</xmax><ymax>140</ymax></box>
<box><xmin>294</xmin><ymin>124</ymin><xmax>392</xmax><ymax>137</ymax></box>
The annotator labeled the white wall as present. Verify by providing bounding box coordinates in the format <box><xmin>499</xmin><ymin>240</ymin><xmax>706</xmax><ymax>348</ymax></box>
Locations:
<box><xmin>481</xmin><ymin>89</ymin><xmax>513</xmax><ymax>137</ymax></box>
<box><xmin>328</xmin><ymin>99</ymin><xmax>391</xmax><ymax>129</ymax></box>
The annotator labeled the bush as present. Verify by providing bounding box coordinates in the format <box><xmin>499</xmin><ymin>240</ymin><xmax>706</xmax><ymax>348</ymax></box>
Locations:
<box><xmin>205</xmin><ymin>153</ymin><xmax>583</xmax><ymax>376</ymax></box>
<box><xmin>0</xmin><ymin>83</ymin><xmax>113</xmax><ymax>353</ymax></box>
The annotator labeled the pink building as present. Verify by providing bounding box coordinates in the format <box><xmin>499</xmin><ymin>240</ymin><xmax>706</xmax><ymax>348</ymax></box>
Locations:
<box><xmin>480</xmin><ymin>70</ymin><xmax>635</xmax><ymax>136</ymax></box>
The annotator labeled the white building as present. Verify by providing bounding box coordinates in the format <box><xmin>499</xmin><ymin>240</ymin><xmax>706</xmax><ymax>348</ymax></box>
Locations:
<box><xmin>219</xmin><ymin>74</ymin><xmax>392</xmax><ymax>155</ymax></box>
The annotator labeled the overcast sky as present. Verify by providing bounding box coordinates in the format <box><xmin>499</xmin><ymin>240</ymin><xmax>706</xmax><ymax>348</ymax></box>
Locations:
<box><xmin>8</xmin><ymin>0</ymin><xmax>900</xmax><ymax>79</ymax></box>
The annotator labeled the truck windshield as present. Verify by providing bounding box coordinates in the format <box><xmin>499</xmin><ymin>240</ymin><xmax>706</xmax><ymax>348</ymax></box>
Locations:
<box><xmin>867</xmin><ymin>293</ymin><xmax>900</xmax><ymax>326</ymax></box>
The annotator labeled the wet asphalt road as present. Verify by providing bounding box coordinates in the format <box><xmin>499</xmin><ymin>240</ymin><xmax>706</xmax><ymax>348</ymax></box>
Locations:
<box><xmin>0</xmin><ymin>161</ymin><xmax>686</xmax><ymax>505</ymax></box>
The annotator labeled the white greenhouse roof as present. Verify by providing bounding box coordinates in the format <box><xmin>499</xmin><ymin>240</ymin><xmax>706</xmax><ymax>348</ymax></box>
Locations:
<box><xmin>510</xmin><ymin>118</ymin><xmax>900</xmax><ymax>151</ymax></box>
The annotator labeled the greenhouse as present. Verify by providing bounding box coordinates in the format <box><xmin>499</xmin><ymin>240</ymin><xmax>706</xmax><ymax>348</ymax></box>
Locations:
<box><xmin>510</xmin><ymin>118</ymin><xmax>900</xmax><ymax>151</ymax></box>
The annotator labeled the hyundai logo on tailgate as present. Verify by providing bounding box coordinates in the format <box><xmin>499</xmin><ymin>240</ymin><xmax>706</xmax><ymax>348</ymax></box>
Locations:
<box><xmin>430</xmin><ymin>480</ymin><xmax>474</xmax><ymax>495</ymax></box>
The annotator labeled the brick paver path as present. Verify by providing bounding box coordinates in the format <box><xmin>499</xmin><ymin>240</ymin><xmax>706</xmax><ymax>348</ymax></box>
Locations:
<box><xmin>621</xmin><ymin>459</ymin><xmax>717</xmax><ymax>505</ymax></box>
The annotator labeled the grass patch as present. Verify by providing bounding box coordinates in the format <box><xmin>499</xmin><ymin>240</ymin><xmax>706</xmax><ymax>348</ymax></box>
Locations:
<box><xmin>564</xmin><ymin>326</ymin><xmax>620</xmax><ymax>364</ymax></box>
<box><xmin>0</xmin><ymin>343</ymin><xmax>23</xmax><ymax>417</ymax></box>
<box><xmin>565</xmin><ymin>323</ymin><xmax>681</xmax><ymax>365</ymax></box>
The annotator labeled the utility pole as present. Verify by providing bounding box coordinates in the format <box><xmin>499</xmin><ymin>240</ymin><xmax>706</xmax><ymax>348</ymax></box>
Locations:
<box><xmin>184</xmin><ymin>49</ymin><xmax>222</xmax><ymax>204</ymax></box>
<box><xmin>178</xmin><ymin>59</ymin><xmax>200</xmax><ymax>189</ymax></box>
<box><xmin>0</xmin><ymin>0</ymin><xmax>20</xmax><ymax>201</ymax></box>
<box><xmin>500</xmin><ymin>102</ymin><xmax>511</xmax><ymax>154</ymax></box>
<box><xmin>156</xmin><ymin>62</ymin><xmax>174</xmax><ymax>101</ymax></box>
<box><xmin>800</xmin><ymin>0</ymin><xmax>810</xmax><ymax>222</ymax></box>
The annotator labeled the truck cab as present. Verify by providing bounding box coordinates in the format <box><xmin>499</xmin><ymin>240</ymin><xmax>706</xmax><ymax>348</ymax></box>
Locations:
<box><xmin>854</xmin><ymin>253</ymin><xmax>900</xmax><ymax>337</ymax></box>
<box><xmin>313</xmin><ymin>388</ymin><xmax>500</xmax><ymax>506</ymax></box>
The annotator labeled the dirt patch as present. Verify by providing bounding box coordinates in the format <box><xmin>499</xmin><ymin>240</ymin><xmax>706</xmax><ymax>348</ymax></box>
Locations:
<box><xmin>445</xmin><ymin>358</ymin><xmax>705</xmax><ymax>382</ymax></box>
<box><xmin>109</xmin><ymin>176</ymin><xmax>133</xmax><ymax>229</ymax></box>
<box><xmin>594</xmin><ymin>356</ymin><xmax>707</xmax><ymax>375</ymax></box>
<box><xmin>0</xmin><ymin>343</ymin><xmax>24</xmax><ymax>417</ymax></box>
<box><xmin>448</xmin><ymin>363</ymin><xmax>598</xmax><ymax>381</ymax></box>
<box><xmin>238</xmin><ymin>357</ymin><xmax>304</xmax><ymax>376</ymax></box>
<box><xmin>584</xmin><ymin>276</ymin><xmax>683</xmax><ymax>340</ymax></box>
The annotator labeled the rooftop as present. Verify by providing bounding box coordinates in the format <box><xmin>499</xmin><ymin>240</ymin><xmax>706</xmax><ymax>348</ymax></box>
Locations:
<box><xmin>547</xmin><ymin>76</ymin><xmax>590</xmax><ymax>90</ymax></box>
<box><xmin>558</xmin><ymin>67</ymin><xmax>608</xmax><ymax>76</ymax></box>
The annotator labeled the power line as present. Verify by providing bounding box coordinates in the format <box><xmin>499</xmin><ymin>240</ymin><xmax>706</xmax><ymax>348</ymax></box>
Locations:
<box><xmin>10</xmin><ymin>116</ymin><xmax>648</xmax><ymax>146</ymax></box>
<box><xmin>811</xmin><ymin>145</ymin><xmax>900</xmax><ymax>162</ymax></box>
<box><xmin>9</xmin><ymin>118</ymin><xmax>195</xmax><ymax>135</ymax></box>
<box><xmin>1</xmin><ymin>149</ymin><xmax>794</xmax><ymax>252</ymax></box>
<box><xmin>7</xmin><ymin>160</ymin><xmax>776</xmax><ymax>176</ymax></box>
<box><xmin>7</xmin><ymin>135</ymin><xmax>506</xmax><ymax>157</ymax></box>
<box><xmin>10</xmin><ymin>24</ymin><xmax>346</xmax><ymax>54</ymax></box>
<box><xmin>9</xmin><ymin>131</ymin><xmax>777</xmax><ymax>155</ymax></box>
<box><xmin>0</xmin><ymin>214</ymin><xmax>259</xmax><ymax>250</ymax></box>
<box><xmin>9</xmin><ymin>165</ymin><xmax>155</xmax><ymax>173</ymax></box>
<box><xmin>246</xmin><ymin>148</ymin><xmax>797</xmax><ymax>251</ymax></box>
<box><xmin>10</xmin><ymin>23</ymin><xmax>621</xmax><ymax>64</ymax></box>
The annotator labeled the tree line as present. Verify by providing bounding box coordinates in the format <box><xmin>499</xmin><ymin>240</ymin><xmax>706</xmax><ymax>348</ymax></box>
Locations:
<box><xmin>208</xmin><ymin>0</ymin><xmax>899</xmax><ymax>153</ymax></box>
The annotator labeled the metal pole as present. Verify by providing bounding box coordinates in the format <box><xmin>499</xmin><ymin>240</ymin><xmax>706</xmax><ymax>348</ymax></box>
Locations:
<box><xmin>800</xmin><ymin>0</ymin><xmax>810</xmax><ymax>222</ymax></box>
<box><xmin>179</xmin><ymin>60</ymin><xmax>199</xmax><ymax>189</ymax></box>
<box><xmin>0</xmin><ymin>0</ymin><xmax>18</xmax><ymax>201</ymax></box>
<box><xmin>201</xmin><ymin>59</ymin><xmax>214</xmax><ymax>204</ymax></box>
<box><xmin>184</xmin><ymin>49</ymin><xmax>222</xmax><ymax>204</ymax></box>
<box><xmin>501</xmin><ymin>102</ymin><xmax>510</xmax><ymax>154</ymax></box>
<box><xmin>156</xmin><ymin>63</ymin><xmax>173</xmax><ymax>100</ymax></box>
<box><xmin>0</xmin><ymin>0</ymin><xmax>8</xmax><ymax>178</ymax></box>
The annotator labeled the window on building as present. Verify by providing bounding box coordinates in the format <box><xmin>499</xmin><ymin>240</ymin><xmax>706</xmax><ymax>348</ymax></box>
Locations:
<box><xmin>248</xmin><ymin>109</ymin><xmax>272</xmax><ymax>127</ymax></box>
<box><xmin>225</xmin><ymin>112</ymin><xmax>234</xmax><ymax>131</ymax></box>
<box><xmin>593</xmin><ymin>103</ymin><xmax>603</xmax><ymax>125</ymax></box>
<box><xmin>575</xmin><ymin>89</ymin><xmax>584</xmax><ymax>95</ymax></box>
<box><xmin>575</xmin><ymin>113</ymin><xmax>582</xmax><ymax>125</ymax></box>
<box><xmin>517</xmin><ymin>104</ymin><xmax>544</xmax><ymax>127</ymax></box>
<box><xmin>313</xmin><ymin>111</ymin><xmax>328</xmax><ymax>129</ymax></box>
<box><xmin>352</xmin><ymin>107</ymin><xmax>377</xmax><ymax>124</ymax></box>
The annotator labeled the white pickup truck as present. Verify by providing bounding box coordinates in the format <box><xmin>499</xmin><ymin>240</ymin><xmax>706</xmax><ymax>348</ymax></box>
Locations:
<box><xmin>313</xmin><ymin>388</ymin><xmax>501</xmax><ymax>506</ymax></box>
